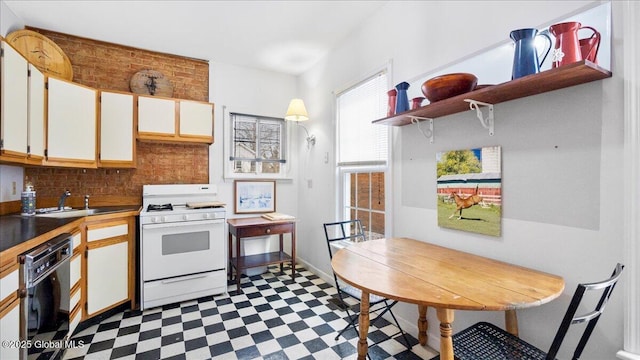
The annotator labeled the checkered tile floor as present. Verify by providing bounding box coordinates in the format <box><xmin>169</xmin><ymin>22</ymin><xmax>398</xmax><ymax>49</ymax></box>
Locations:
<box><xmin>63</xmin><ymin>265</ymin><xmax>438</xmax><ymax>359</ymax></box>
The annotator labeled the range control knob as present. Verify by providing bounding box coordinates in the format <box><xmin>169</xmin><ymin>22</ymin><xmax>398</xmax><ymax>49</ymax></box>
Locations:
<box><xmin>161</xmin><ymin>216</ymin><xmax>168</xmax><ymax>222</ymax></box>
<box><xmin>183</xmin><ymin>214</ymin><xmax>189</xmax><ymax>221</ymax></box>
<box><xmin>203</xmin><ymin>213</ymin><xmax>211</xmax><ymax>219</ymax></box>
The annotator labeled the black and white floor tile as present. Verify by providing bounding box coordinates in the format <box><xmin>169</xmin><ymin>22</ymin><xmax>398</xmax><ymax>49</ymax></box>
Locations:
<box><xmin>63</xmin><ymin>265</ymin><xmax>438</xmax><ymax>360</ymax></box>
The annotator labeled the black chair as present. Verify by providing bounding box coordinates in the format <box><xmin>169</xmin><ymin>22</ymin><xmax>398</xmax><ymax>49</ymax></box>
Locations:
<box><xmin>433</xmin><ymin>263</ymin><xmax>624</xmax><ymax>360</ymax></box>
<box><xmin>323</xmin><ymin>220</ymin><xmax>410</xmax><ymax>350</ymax></box>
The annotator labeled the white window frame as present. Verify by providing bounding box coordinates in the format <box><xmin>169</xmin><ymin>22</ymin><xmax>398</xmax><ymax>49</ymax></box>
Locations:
<box><xmin>338</xmin><ymin>165</ymin><xmax>389</xmax><ymax>240</ymax></box>
<box><xmin>335</xmin><ymin>63</ymin><xmax>393</xmax><ymax>238</ymax></box>
<box><xmin>223</xmin><ymin>109</ymin><xmax>290</xmax><ymax>179</ymax></box>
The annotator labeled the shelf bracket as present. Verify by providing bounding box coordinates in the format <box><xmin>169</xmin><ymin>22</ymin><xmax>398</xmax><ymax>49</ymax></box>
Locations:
<box><xmin>464</xmin><ymin>99</ymin><xmax>494</xmax><ymax>136</ymax></box>
<box><xmin>409</xmin><ymin>116</ymin><xmax>434</xmax><ymax>143</ymax></box>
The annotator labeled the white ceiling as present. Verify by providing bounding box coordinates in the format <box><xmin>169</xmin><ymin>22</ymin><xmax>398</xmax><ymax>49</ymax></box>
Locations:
<box><xmin>4</xmin><ymin>0</ymin><xmax>387</xmax><ymax>75</ymax></box>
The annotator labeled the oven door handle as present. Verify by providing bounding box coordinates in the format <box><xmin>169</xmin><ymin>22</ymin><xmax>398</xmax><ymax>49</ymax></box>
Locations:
<box><xmin>142</xmin><ymin>218</ymin><xmax>224</xmax><ymax>230</ymax></box>
<box><xmin>161</xmin><ymin>273</ymin><xmax>208</xmax><ymax>284</ymax></box>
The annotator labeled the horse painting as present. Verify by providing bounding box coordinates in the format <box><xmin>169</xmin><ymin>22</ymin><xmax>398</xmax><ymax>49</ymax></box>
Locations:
<box><xmin>448</xmin><ymin>186</ymin><xmax>483</xmax><ymax>219</ymax></box>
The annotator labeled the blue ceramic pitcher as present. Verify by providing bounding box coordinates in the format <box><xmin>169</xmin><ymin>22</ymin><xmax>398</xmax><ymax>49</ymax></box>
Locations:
<box><xmin>394</xmin><ymin>82</ymin><xmax>410</xmax><ymax>114</ymax></box>
<box><xmin>510</xmin><ymin>28</ymin><xmax>551</xmax><ymax>79</ymax></box>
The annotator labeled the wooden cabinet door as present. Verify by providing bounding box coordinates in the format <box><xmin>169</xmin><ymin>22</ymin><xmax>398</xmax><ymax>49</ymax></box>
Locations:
<box><xmin>99</xmin><ymin>91</ymin><xmax>135</xmax><ymax>168</ymax></box>
<box><xmin>137</xmin><ymin>95</ymin><xmax>176</xmax><ymax>140</ymax></box>
<box><xmin>86</xmin><ymin>241</ymin><xmax>128</xmax><ymax>315</ymax></box>
<box><xmin>179</xmin><ymin>100</ymin><xmax>213</xmax><ymax>143</ymax></box>
<box><xmin>27</xmin><ymin>64</ymin><xmax>45</xmax><ymax>164</ymax></box>
<box><xmin>0</xmin><ymin>40</ymin><xmax>29</xmax><ymax>162</ymax></box>
<box><xmin>0</xmin><ymin>301</ymin><xmax>20</xmax><ymax>360</ymax></box>
<box><xmin>85</xmin><ymin>220</ymin><xmax>130</xmax><ymax>316</ymax></box>
<box><xmin>46</xmin><ymin>77</ymin><xmax>97</xmax><ymax>168</ymax></box>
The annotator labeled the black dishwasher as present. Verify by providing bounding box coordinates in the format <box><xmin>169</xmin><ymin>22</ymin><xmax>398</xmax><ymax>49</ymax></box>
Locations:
<box><xmin>19</xmin><ymin>233</ymin><xmax>72</xmax><ymax>360</ymax></box>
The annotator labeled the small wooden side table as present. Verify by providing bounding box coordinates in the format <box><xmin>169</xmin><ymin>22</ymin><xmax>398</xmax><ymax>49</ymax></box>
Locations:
<box><xmin>227</xmin><ymin>217</ymin><xmax>296</xmax><ymax>294</ymax></box>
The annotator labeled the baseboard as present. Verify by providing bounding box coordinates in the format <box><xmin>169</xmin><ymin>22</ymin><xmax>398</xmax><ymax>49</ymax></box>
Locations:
<box><xmin>617</xmin><ymin>350</ymin><xmax>640</xmax><ymax>360</ymax></box>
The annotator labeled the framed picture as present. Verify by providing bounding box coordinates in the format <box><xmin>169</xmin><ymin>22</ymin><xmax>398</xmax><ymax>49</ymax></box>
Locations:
<box><xmin>234</xmin><ymin>180</ymin><xmax>276</xmax><ymax>214</ymax></box>
<box><xmin>436</xmin><ymin>146</ymin><xmax>502</xmax><ymax>237</ymax></box>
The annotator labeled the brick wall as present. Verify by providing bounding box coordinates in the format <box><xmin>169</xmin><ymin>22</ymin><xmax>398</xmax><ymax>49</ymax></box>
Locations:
<box><xmin>24</xmin><ymin>27</ymin><xmax>210</xmax><ymax>206</ymax></box>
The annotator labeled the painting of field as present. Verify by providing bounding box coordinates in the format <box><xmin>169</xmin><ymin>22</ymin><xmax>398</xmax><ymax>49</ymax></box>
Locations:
<box><xmin>436</xmin><ymin>146</ymin><xmax>502</xmax><ymax>237</ymax></box>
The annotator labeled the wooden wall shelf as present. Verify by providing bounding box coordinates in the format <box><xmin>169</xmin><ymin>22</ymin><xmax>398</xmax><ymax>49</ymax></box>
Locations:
<box><xmin>373</xmin><ymin>60</ymin><xmax>612</xmax><ymax>127</ymax></box>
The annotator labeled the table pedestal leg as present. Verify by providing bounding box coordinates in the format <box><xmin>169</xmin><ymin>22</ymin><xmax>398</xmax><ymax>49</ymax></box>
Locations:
<box><xmin>436</xmin><ymin>308</ymin><xmax>455</xmax><ymax>360</ymax></box>
<box><xmin>418</xmin><ymin>305</ymin><xmax>428</xmax><ymax>345</ymax></box>
<box><xmin>357</xmin><ymin>291</ymin><xmax>370</xmax><ymax>360</ymax></box>
<box><xmin>505</xmin><ymin>309</ymin><xmax>519</xmax><ymax>336</ymax></box>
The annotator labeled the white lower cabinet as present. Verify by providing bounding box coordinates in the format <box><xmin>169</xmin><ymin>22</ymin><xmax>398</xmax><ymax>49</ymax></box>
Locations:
<box><xmin>70</xmin><ymin>253</ymin><xmax>81</xmax><ymax>290</ymax></box>
<box><xmin>0</xmin><ymin>267</ymin><xmax>19</xmax><ymax>360</ymax></box>
<box><xmin>85</xmin><ymin>220</ymin><xmax>131</xmax><ymax>316</ymax></box>
<box><xmin>0</xmin><ymin>301</ymin><xmax>20</xmax><ymax>360</ymax></box>
<box><xmin>69</xmin><ymin>287</ymin><xmax>82</xmax><ymax>336</ymax></box>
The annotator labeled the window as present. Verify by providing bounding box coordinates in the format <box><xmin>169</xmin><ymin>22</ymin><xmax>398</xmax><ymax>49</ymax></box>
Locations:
<box><xmin>226</xmin><ymin>113</ymin><xmax>287</xmax><ymax>178</ymax></box>
<box><xmin>343</xmin><ymin>171</ymin><xmax>386</xmax><ymax>240</ymax></box>
<box><xmin>336</xmin><ymin>69</ymin><xmax>389</xmax><ymax>239</ymax></box>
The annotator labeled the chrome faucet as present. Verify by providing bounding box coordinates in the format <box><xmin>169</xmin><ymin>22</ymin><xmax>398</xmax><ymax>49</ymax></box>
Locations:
<box><xmin>58</xmin><ymin>190</ymin><xmax>71</xmax><ymax>210</ymax></box>
<box><xmin>84</xmin><ymin>194</ymin><xmax>90</xmax><ymax>209</ymax></box>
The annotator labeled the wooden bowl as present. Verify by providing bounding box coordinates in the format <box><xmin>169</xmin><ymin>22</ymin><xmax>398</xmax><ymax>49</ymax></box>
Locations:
<box><xmin>421</xmin><ymin>73</ymin><xmax>478</xmax><ymax>103</ymax></box>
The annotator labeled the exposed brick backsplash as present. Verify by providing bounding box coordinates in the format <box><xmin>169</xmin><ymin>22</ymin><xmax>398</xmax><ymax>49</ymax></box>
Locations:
<box><xmin>30</xmin><ymin>27</ymin><xmax>209</xmax><ymax>101</ymax></box>
<box><xmin>25</xmin><ymin>142</ymin><xmax>209</xmax><ymax>207</ymax></box>
<box><xmin>22</xmin><ymin>27</ymin><xmax>210</xmax><ymax>207</ymax></box>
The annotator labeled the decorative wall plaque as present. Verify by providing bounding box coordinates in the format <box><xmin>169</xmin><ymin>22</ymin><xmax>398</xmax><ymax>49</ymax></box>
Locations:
<box><xmin>6</xmin><ymin>29</ymin><xmax>73</xmax><ymax>80</ymax></box>
<box><xmin>130</xmin><ymin>69</ymin><xmax>174</xmax><ymax>97</ymax></box>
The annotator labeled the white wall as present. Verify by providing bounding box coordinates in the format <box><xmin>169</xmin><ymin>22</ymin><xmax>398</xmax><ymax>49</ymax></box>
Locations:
<box><xmin>298</xmin><ymin>1</ymin><xmax>625</xmax><ymax>359</ymax></box>
<box><xmin>1</xmin><ymin>0</ymin><xmax>22</xmax><ymax>36</ymax></box>
<box><xmin>208</xmin><ymin>61</ymin><xmax>299</xmax><ymax>252</ymax></box>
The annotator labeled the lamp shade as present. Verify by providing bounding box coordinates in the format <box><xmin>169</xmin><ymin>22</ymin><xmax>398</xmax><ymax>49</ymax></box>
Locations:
<box><xmin>285</xmin><ymin>98</ymin><xmax>309</xmax><ymax>121</ymax></box>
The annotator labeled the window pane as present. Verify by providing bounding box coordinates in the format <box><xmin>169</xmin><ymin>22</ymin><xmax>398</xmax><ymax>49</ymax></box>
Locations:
<box><xmin>233</xmin><ymin>119</ymin><xmax>256</xmax><ymax>159</ymax></box>
<box><xmin>359</xmin><ymin>211</ymin><xmax>371</xmax><ymax>234</ymax></box>
<box><xmin>233</xmin><ymin>160</ymin><xmax>256</xmax><ymax>173</ymax></box>
<box><xmin>349</xmin><ymin>173</ymin><xmax>356</xmax><ymax>207</ymax></box>
<box><xmin>259</xmin><ymin>122</ymin><xmax>281</xmax><ymax>161</ymax></box>
<box><xmin>229</xmin><ymin>113</ymin><xmax>286</xmax><ymax>176</ymax></box>
<box><xmin>371</xmin><ymin>172</ymin><xmax>385</xmax><ymax>211</ymax></box>
<box><xmin>261</xmin><ymin>162</ymin><xmax>280</xmax><ymax>173</ymax></box>
<box><xmin>356</xmin><ymin>173</ymin><xmax>370</xmax><ymax>209</ymax></box>
<box><xmin>371</xmin><ymin>212</ymin><xmax>385</xmax><ymax>239</ymax></box>
<box><xmin>337</xmin><ymin>72</ymin><xmax>388</xmax><ymax>165</ymax></box>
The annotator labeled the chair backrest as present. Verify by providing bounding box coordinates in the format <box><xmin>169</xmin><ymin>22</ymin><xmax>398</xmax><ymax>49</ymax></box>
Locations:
<box><xmin>323</xmin><ymin>219</ymin><xmax>366</xmax><ymax>260</ymax></box>
<box><xmin>546</xmin><ymin>263</ymin><xmax>624</xmax><ymax>360</ymax></box>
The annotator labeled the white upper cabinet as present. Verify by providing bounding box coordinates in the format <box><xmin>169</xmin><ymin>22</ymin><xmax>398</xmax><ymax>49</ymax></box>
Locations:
<box><xmin>179</xmin><ymin>100</ymin><xmax>214</xmax><ymax>142</ymax></box>
<box><xmin>1</xmin><ymin>40</ymin><xmax>29</xmax><ymax>161</ymax></box>
<box><xmin>46</xmin><ymin>76</ymin><xmax>97</xmax><ymax>168</ymax></box>
<box><xmin>99</xmin><ymin>91</ymin><xmax>135</xmax><ymax>168</ymax></box>
<box><xmin>0</xmin><ymin>40</ymin><xmax>45</xmax><ymax>165</ymax></box>
<box><xmin>28</xmin><ymin>64</ymin><xmax>45</xmax><ymax>163</ymax></box>
<box><xmin>137</xmin><ymin>95</ymin><xmax>176</xmax><ymax>138</ymax></box>
<box><xmin>137</xmin><ymin>94</ymin><xmax>214</xmax><ymax>144</ymax></box>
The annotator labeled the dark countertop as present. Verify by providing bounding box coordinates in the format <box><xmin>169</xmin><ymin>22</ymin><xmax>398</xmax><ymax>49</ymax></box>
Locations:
<box><xmin>0</xmin><ymin>206</ymin><xmax>140</xmax><ymax>253</ymax></box>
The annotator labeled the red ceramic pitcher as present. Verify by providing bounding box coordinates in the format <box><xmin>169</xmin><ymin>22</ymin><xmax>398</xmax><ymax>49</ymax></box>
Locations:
<box><xmin>549</xmin><ymin>21</ymin><xmax>599</xmax><ymax>67</ymax></box>
<box><xmin>387</xmin><ymin>89</ymin><xmax>397</xmax><ymax>117</ymax></box>
<box><xmin>579</xmin><ymin>30</ymin><xmax>601</xmax><ymax>64</ymax></box>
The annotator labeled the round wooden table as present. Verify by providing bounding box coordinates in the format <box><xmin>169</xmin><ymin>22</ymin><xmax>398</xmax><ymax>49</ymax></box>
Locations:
<box><xmin>331</xmin><ymin>237</ymin><xmax>565</xmax><ymax>360</ymax></box>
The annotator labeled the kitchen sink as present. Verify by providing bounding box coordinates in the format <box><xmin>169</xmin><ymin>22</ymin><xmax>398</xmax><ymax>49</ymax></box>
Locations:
<box><xmin>35</xmin><ymin>208</ymin><xmax>103</xmax><ymax>218</ymax></box>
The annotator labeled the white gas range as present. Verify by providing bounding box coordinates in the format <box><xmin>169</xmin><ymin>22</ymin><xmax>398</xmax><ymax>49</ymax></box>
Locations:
<box><xmin>139</xmin><ymin>184</ymin><xmax>227</xmax><ymax>310</ymax></box>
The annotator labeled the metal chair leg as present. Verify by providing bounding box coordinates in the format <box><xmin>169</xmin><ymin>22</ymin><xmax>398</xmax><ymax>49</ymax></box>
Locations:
<box><xmin>384</xmin><ymin>300</ymin><xmax>411</xmax><ymax>349</ymax></box>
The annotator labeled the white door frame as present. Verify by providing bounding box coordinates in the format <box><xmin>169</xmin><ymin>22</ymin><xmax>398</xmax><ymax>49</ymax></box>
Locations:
<box><xmin>618</xmin><ymin>1</ymin><xmax>640</xmax><ymax>359</ymax></box>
